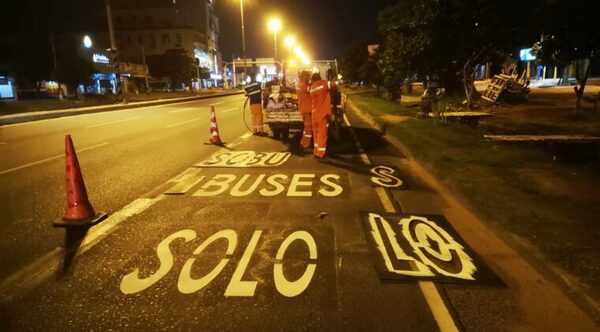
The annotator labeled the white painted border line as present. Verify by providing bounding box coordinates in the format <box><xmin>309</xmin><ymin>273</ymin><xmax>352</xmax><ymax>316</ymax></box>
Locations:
<box><xmin>165</xmin><ymin>116</ymin><xmax>204</xmax><ymax>128</ymax></box>
<box><xmin>0</xmin><ymin>131</ymin><xmax>253</xmax><ymax>304</ymax></box>
<box><xmin>210</xmin><ymin>102</ymin><xmax>224</xmax><ymax>106</ymax></box>
<box><xmin>85</xmin><ymin>117</ymin><xmax>139</xmax><ymax>129</ymax></box>
<box><xmin>0</xmin><ymin>142</ymin><xmax>109</xmax><ymax>175</ymax></box>
<box><xmin>221</xmin><ymin>108</ymin><xmax>238</xmax><ymax>113</ymax></box>
<box><xmin>342</xmin><ymin>113</ymin><xmax>460</xmax><ymax>332</ymax></box>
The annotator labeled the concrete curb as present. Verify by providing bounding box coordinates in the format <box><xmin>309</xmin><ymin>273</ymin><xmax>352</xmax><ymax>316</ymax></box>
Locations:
<box><xmin>0</xmin><ymin>91</ymin><xmax>244</xmax><ymax>126</ymax></box>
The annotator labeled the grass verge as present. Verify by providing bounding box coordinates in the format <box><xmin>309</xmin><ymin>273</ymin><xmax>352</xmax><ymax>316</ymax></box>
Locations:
<box><xmin>349</xmin><ymin>92</ymin><xmax>600</xmax><ymax>301</ymax></box>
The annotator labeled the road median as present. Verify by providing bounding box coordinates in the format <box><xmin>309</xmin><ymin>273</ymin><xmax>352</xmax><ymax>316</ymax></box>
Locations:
<box><xmin>0</xmin><ymin>91</ymin><xmax>244</xmax><ymax>126</ymax></box>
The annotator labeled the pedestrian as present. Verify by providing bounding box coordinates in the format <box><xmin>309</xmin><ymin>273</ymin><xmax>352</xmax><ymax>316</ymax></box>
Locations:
<box><xmin>245</xmin><ymin>74</ymin><xmax>266</xmax><ymax>136</ymax></box>
<box><xmin>309</xmin><ymin>72</ymin><xmax>336</xmax><ymax>160</ymax></box>
<box><xmin>297</xmin><ymin>71</ymin><xmax>312</xmax><ymax>151</ymax></box>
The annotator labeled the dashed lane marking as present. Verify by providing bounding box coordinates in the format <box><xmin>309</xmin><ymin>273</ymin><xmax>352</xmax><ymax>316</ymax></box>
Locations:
<box><xmin>168</xmin><ymin>107</ymin><xmax>207</xmax><ymax>113</ymax></box>
<box><xmin>221</xmin><ymin>108</ymin><xmax>238</xmax><ymax>113</ymax></box>
<box><xmin>85</xmin><ymin>117</ymin><xmax>139</xmax><ymax>129</ymax></box>
<box><xmin>0</xmin><ymin>131</ymin><xmax>253</xmax><ymax>303</ymax></box>
<box><xmin>0</xmin><ymin>142</ymin><xmax>109</xmax><ymax>175</ymax></box>
<box><xmin>165</xmin><ymin>116</ymin><xmax>204</xmax><ymax>128</ymax></box>
<box><xmin>342</xmin><ymin>113</ymin><xmax>460</xmax><ymax>332</ymax></box>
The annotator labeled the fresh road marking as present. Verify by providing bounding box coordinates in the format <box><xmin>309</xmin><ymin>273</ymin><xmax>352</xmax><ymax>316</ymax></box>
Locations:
<box><xmin>210</xmin><ymin>102</ymin><xmax>224</xmax><ymax>106</ymax></box>
<box><xmin>0</xmin><ymin>142</ymin><xmax>109</xmax><ymax>175</ymax></box>
<box><xmin>85</xmin><ymin>117</ymin><xmax>139</xmax><ymax>129</ymax></box>
<box><xmin>221</xmin><ymin>108</ymin><xmax>238</xmax><ymax>113</ymax></box>
<box><xmin>343</xmin><ymin>113</ymin><xmax>459</xmax><ymax>332</ymax></box>
<box><xmin>166</xmin><ymin>117</ymin><xmax>204</xmax><ymax>128</ymax></box>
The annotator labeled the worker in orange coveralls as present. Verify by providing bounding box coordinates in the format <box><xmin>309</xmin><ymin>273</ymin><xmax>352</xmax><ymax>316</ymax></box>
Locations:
<box><xmin>297</xmin><ymin>71</ymin><xmax>312</xmax><ymax>150</ymax></box>
<box><xmin>309</xmin><ymin>72</ymin><xmax>336</xmax><ymax>160</ymax></box>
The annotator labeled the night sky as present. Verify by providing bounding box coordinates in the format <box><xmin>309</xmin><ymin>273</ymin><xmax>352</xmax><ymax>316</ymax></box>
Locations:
<box><xmin>214</xmin><ymin>0</ymin><xmax>397</xmax><ymax>61</ymax></box>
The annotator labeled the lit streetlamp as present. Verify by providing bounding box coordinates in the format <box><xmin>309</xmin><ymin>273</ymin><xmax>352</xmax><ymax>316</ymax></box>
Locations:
<box><xmin>239</xmin><ymin>0</ymin><xmax>247</xmax><ymax>84</ymax></box>
<box><xmin>267</xmin><ymin>18</ymin><xmax>282</xmax><ymax>73</ymax></box>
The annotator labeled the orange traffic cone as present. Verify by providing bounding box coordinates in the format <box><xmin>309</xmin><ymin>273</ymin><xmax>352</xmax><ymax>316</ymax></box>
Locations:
<box><xmin>207</xmin><ymin>105</ymin><xmax>225</xmax><ymax>146</ymax></box>
<box><xmin>53</xmin><ymin>135</ymin><xmax>107</xmax><ymax>227</ymax></box>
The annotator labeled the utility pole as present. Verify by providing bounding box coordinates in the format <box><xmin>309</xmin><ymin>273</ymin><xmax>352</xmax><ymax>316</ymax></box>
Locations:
<box><xmin>141</xmin><ymin>44</ymin><xmax>149</xmax><ymax>93</ymax></box>
<box><xmin>49</xmin><ymin>33</ymin><xmax>63</xmax><ymax>100</ymax></box>
<box><xmin>240</xmin><ymin>0</ymin><xmax>247</xmax><ymax>85</ymax></box>
<box><xmin>105</xmin><ymin>0</ymin><xmax>124</xmax><ymax>102</ymax></box>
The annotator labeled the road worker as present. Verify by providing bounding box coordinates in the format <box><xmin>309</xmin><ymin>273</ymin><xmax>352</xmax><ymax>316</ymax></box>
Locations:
<box><xmin>297</xmin><ymin>70</ymin><xmax>312</xmax><ymax>150</ymax></box>
<box><xmin>309</xmin><ymin>72</ymin><xmax>336</xmax><ymax>160</ymax></box>
<box><xmin>245</xmin><ymin>74</ymin><xmax>266</xmax><ymax>136</ymax></box>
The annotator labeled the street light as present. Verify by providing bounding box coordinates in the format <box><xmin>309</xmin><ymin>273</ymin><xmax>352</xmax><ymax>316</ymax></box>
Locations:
<box><xmin>267</xmin><ymin>17</ymin><xmax>282</xmax><ymax>73</ymax></box>
<box><xmin>283</xmin><ymin>35</ymin><xmax>295</xmax><ymax>80</ymax></box>
<box><xmin>83</xmin><ymin>35</ymin><xmax>93</xmax><ymax>48</ymax></box>
<box><xmin>239</xmin><ymin>0</ymin><xmax>247</xmax><ymax>84</ymax></box>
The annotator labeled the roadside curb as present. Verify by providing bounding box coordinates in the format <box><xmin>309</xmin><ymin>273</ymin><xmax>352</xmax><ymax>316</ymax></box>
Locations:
<box><xmin>0</xmin><ymin>91</ymin><xmax>244</xmax><ymax>126</ymax></box>
<box><xmin>342</xmin><ymin>93</ymin><xmax>600</xmax><ymax>328</ymax></box>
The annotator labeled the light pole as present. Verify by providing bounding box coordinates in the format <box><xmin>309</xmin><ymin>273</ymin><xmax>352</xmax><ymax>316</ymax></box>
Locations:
<box><xmin>267</xmin><ymin>18</ymin><xmax>282</xmax><ymax>75</ymax></box>
<box><xmin>105</xmin><ymin>0</ymin><xmax>124</xmax><ymax>102</ymax></box>
<box><xmin>283</xmin><ymin>35</ymin><xmax>295</xmax><ymax>80</ymax></box>
<box><xmin>239</xmin><ymin>0</ymin><xmax>247</xmax><ymax>85</ymax></box>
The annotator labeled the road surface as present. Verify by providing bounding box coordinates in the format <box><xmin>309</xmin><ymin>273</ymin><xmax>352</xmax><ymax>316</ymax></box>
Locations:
<box><xmin>0</xmin><ymin>94</ymin><xmax>597</xmax><ymax>331</ymax></box>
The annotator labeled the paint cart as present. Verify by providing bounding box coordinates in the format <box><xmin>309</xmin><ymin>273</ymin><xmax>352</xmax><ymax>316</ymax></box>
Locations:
<box><xmin>264</xmin><ymin>88</ymin><xmax>303</xmax><ymax>140</ymax></box>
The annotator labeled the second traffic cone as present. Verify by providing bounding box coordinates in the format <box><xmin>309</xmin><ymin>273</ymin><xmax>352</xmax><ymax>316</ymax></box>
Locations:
<box><xmin>53</xmin><ymin>135</ymin><xmax>107</xmax><ymax>227</ymax></box>
<box><xmin>207</xmin><ymin>105</ymin><xmax>224</xmax><ymax>146</ymax></box>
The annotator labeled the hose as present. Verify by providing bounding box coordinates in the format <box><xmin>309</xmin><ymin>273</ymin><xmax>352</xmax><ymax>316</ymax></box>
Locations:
<box><xmin>242</xmin><ymin>96</ymin><xmax>253</xmax><ymax>132</ymax></box>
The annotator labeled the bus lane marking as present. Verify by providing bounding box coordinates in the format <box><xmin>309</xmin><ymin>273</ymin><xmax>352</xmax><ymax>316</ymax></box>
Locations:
<box><xmin>342</xmin><ymin>112</ymin><xmax>460</xmax><ymax>332</ymax></box>
<box><xmin>119</xmin><ymin>229</ymin><xmax>319</xmax><ymax>298</ymax></box>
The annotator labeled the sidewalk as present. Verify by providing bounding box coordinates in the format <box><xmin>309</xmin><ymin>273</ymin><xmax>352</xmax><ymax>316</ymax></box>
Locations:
<box><xmin>0</xmin><ymin>90</ymin><xmax>243</xmax><ymax>126</ymax></box>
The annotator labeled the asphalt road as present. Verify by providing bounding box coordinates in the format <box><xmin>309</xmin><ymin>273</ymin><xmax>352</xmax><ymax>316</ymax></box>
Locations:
<box><xmin>0</xmin><ymin>96</ymin><xmax>597</xmax><ymax>331</ymax></box>
<box><xmin>0</xmin><ymin>94</ymin><xmax>248</xmax><ymax>281</ymax></box>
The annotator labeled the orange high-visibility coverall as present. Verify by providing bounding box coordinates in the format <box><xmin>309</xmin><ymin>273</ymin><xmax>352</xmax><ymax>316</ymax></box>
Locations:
<box><xmin>310</xmin><ymin>79</ymin><xmax>335</xmax><ymax>157</ymax></box>
<box><xmin>298</xmin><ymin>79</ymin><xmax>312</xmax><ymax>149</ymax></box>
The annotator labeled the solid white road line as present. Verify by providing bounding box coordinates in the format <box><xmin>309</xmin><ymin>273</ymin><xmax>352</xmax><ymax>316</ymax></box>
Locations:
<box><xmin>0</xmin><ymin>131</ymin><xmax>254</xmax><ymax>304</ymax></box>
<box><xmin>165</xmin><ymin>116</ymin><xmax>204</xmax><ymax>128</ymax></box>
<box><xmin>221</xmin><ymin>108</ymin><xmax>238</xmax><ymax>113</ymax></box>
<box><xmin>85</xmin><ymin>117</ymin><xmax>139</xmax><ymax>129</ymax></box>
<box><xmin>210</xmin><ymin>102</ymin><xmax>224</xmax><ymax>106</ymax></box>
<box><xmin>342</xmin><ymin>113</ymin><xmax>460</xmax><ymax>332</ymax></box>
<box><xmin>0</xmin><ymin>142</ymin><xmax>109</xmax><ymax>175</ymax></box>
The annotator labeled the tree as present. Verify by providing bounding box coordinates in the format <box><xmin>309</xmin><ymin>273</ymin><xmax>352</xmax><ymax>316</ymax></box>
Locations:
<box><xmin>338</xmin><ymin>42</ymin><xmax>368</xmax><ymax>84</ymax></box>
<box><xmin>377</xmin><ymin>0</ymin><xmax>537</xmax><ymax>107</ymax></box>
<box><xmin>534</xmin><ymin>0</ymin><xmax>600</xmax><ymax>113</ymax></box>
<box><xmin>55</xmin><ymin>50</ymin><xmax>95</xmax><ymax>99</ymax></box>
<box><xmin>147</xmin><ymin>49</ymin><xmax>197</xmax><ymax>91</ymax></box>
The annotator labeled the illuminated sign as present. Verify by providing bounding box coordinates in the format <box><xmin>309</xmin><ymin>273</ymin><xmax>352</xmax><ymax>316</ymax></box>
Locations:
<box><xmin>210</xmin><ymin>74</ymin><xmax>222</xmax><ymax>80</ymax></box>
<box><xmin>519</xmin><ymin>48</ymin><xmax>536</xmax><ymax>61</ymax></box>
<box><xmin>93</xmin><ymin>53</ymin><xmax>110</xmax><ymax>64</ymax></box>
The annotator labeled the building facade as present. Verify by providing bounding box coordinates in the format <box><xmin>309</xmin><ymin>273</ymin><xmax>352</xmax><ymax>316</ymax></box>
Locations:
<box><xmin>112</xmin><ymin>0</ymin><xmax>222</xmax><ymax>89</ymax></box>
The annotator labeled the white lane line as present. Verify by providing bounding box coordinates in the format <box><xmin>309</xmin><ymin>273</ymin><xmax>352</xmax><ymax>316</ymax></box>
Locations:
<box><xmin>165</xmin><ymin>116</ymin><xmax>204</xmax><ymax>128</ymax></box>
<box><xmin>168</xmin><ymin>107</ymin><xmax>205</xmax><ymax>113</ymax></box>
<box><xmin>342</xmin><ymin>113</ymin><xmax>459</xmax><ymax>332</ymax></box>
<box><xmin>0</xmin><ymin>130</ymin><xmax>254</xmax><ymax>304</ymax></box>
<box><xmin>221</xmin><ymin>108</ymin><xmax>238</xmax><ymax>113</ymax></box>
<box><xmin>0</xmin><ymin>196</ymin><xmax>163</xmax><ymax>304</ymax></box>
<box><xmin>0</xmin><ymin>142</ymin><xmax>109</xmax><ymax>176</ymax></box>
<box><xmin>85</xmin><ymin>117</ymin><xmax>139</xmax><ymax>129</ymax></box>
<box><xmin>210</xmin><ymin>102</ymin><xmax>224</xmax><ymax>106</ymax></box>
